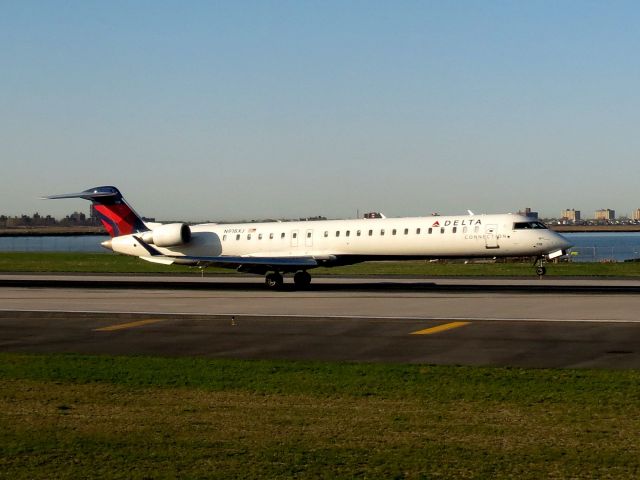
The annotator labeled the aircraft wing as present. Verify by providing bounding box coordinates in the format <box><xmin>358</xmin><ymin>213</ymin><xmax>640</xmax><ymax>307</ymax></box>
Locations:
<box><xmin>132</xmin><ymin>235</ymin><xmax>318</xmax><ymax>269</ymax></box>
<box><xmin>167</xmin><ymin>255</ymin><xmax>318</xmax><ymax>268</ymax></box>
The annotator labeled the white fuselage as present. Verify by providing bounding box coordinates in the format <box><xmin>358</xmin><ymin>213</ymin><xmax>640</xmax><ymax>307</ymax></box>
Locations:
<box><xmin>110</xmin><ymin>213</ymin><xmax>571</xmax><ymax>265</ymax></box>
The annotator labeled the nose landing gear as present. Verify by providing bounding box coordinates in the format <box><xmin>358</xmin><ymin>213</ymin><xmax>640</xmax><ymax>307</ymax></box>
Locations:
<box><xmin>534</xmin><ymin>257</ymin><xmax>547</xmax><ymax>277</ymax></box>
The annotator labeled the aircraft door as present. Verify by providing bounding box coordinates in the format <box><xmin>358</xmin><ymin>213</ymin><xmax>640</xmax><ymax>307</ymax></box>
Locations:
<box><xmin>305</xmin><ymin>229</ymin><xmax>313</xmax><ymax>247</ymax></box>
<box><xmin>485</xmin><ymin>224</ymin><xmax>499</xmax><ymax>249</ymax></box>
<box><xmin>291</xmin><ymin>230</ymin><xmax>299</xmax><ymax>247</ymax></box>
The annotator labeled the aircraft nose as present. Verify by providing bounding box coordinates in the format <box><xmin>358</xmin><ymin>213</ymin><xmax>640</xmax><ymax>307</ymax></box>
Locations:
<box><xmin>101</xmin><ymin>239</ymin><xmax>113</xmax><ymax>251</ymax></box>
<box><xmin>554</xmin><ymin>233</ymin><xmax>573</xmax><ymax>250</ymax></box>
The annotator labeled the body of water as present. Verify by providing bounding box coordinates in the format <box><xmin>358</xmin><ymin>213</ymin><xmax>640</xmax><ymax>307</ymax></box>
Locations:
<box><xmin>1</xmin><ymin>232</ymin><xmax>639</xmax><ymax>262</ymax></box>
<box><xmin>563</xmin><ymin>232</ymin><xmax>640</xmax><ymax>262</ymax></box>
<box><xmin>0</xmin><ymin>235</ymin><xmax>110</xmax><ymax>253</ymax></box>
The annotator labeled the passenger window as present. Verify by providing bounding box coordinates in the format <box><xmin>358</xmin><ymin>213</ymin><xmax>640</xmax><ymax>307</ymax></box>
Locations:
<box><xmin>346</xmin><ymin>230</ymin><xmax>350</xmax><ymax>237</ymax></box>
<box><xmin>474</xmin><ymin>226</ymin><xmax>479</xmax><ymax>233</ymax></box>
<box><xmin>452</xmin><ymin>227</ymin><xmax>457</xmax><ymax>234</ymax></box>
<box><xmin>281</xmin><ymin>232</ymin><xmax>285</xmax><ymax>239</ymax></box>
<box><xmin>336</xmin><ymin>231</ymin><xmax>340</xmax><ymax>237</ymax></box>
<box><xmin>324</xmin><ymin>231</ymin><xmax>328</xmax><ymax>237</ymax></box>
<box><xmin>258</xmin><ymin>233</ymin><xmax>263</xmax><ymax>240</ymax></box>
<box><xmin>357</xmin><ymin>230</ymin><xmax>361</xmax><ymax>236</ymax></box>
<box><xmin>380</xmin><ymin>229</ymin><xmax>385</xmax><ymax>236</ymax></box>
<box><xmin>223</xmin><ymin>235</ymin><xmax>227</xmax><ymax>241</ymax></box>
<box><xmin>428</xmin><ymin>228</ymin><xmax>432</xmax><ymax>234</ymax></box>
<box><xmin>368</xmin><ymin>230</ymin><xmax>373</xmax><ymax>236</ymax></box>
<box><xmin>269</xmin><ymin>233</ymin><xmax>274</xmax><ymax>239</ymax></box>
<box><xmin>463</xmin><ymin>227</ymin><xmax>467</xmax><ymax>234</ymax></box>
<box><xmin>416</xmin><ymin>228</ymin><xmax>421</xmax><ymax>234</ymax></box>
<box><xmin>307</xmin><ymin>232</ymin><xmax>312</xmax><ymax>238</ymax></box>
<box><xmin>440</xmin><ymin>228</ymin><xmax>445</xmax><ymax>234</ymax></box>
<box><xmin>247</xmin><ymin>234</ymin><xmax>251</xmax><ymax>240</ymax></box>
<box><xmin>404</xmin><ymin>228</ymin><xmax>409</xmax><ymax>235</ymax></box>
<box><xmin>236</xmin><ymin>234</ymin><xmax>240</xmax><ymax>240</ymax></box>
<box><xmin>292</xmin><ymin>232</ymin><xmax>297</xmax><ymax>239</ymax></box>
<box><xmin>392</xmin><ymin>229</ymin><xmax>397</xmax><ymax>235</ymax></box>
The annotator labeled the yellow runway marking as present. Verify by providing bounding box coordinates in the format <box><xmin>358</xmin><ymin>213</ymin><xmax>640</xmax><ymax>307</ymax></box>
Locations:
<box><xmin>94</xmin><ymin>319</ymin><xmax>165</xmax><ymax>332</ymax></box>
<box><xmin>411</xmin><ymin>321</ymin><xmax>471</xmax><ymax>335</ymax></box>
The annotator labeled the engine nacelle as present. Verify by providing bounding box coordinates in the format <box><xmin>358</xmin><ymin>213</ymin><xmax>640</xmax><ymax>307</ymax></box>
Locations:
<box><xmin>141</xmin><ymin>223</ymin><xmax>191</xmax><ymax>247</ymax></box>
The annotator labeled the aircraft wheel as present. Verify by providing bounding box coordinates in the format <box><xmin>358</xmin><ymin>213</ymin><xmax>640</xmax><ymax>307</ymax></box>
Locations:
<box><xmin>293</xmin><ymin>271</ymin><xmax>312</xmax><ymax>289</ymax></box>
<box><xmin>265</xmin><ymin>272</ymin><xmax>284</xmax><ymax>289</ymax></box>
<box><xmin>536</xmin><ymin>266</ymin><xmax>547</xmax><ymax>276</ymax></box>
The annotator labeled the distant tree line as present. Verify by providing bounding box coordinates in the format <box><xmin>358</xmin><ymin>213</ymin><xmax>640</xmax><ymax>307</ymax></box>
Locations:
<box><xmin>0</xmin><ymin>212</ymin><xmax>100</xmax><ymax>228</ymax></box>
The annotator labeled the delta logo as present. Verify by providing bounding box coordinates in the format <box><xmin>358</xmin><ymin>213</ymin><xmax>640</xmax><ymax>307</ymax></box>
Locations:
<box><xmin>433</xmin><ymin>218</ymin><xmax>483</xmax><ymax>228</ymax></box>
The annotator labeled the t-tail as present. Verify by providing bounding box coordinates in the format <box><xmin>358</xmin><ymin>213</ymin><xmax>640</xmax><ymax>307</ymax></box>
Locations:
<box><xmin>45</xmin><ymin>186</ymin><xmax>148</xmax><ymax>237</ymax></box>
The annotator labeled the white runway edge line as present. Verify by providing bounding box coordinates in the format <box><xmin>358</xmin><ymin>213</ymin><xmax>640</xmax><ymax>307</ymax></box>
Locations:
<box><xmin>1</xmin><ymin>308</ymin><xmax>639</xmax><ymax>324</ymax></box>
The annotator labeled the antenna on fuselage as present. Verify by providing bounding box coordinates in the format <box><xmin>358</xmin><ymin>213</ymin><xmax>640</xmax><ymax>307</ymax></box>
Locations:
<box><xmin>467</xmin><ymin>210</ymin><xmax>475</xmax><ymax>216</ymax></box>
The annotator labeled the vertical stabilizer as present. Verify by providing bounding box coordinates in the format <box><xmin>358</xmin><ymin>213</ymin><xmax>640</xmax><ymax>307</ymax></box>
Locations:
<box><xmin>45</xmin><ymin>186</ymin><xmax>148</xmax><ymax>237</ymax></box>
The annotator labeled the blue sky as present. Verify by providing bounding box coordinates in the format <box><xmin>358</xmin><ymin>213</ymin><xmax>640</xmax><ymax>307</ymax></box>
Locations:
<box><xmin>1</xmin><ymin>1</ymin><xmax>639</xmax><ymax>220</ymax></box>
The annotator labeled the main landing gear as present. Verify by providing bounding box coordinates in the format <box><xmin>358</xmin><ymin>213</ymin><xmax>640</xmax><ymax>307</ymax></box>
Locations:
<box><xmin>534</xmin><ymin>257</ymin><xmax>547</xmax><ymax>277</ymax></box>
<box><xmin>265</xmin><ymin>272</ymin><xmax>284</xmax><ymax>289</ymax></box>
<box><xmin>293</xmin><ymin>270</ymin><xmax>312</xmax><ymax>289</ymax></box>
<box><xmin>264</xmin><ymin>271</ymin><xmax>312</xmax><ymax>290</ymax></box>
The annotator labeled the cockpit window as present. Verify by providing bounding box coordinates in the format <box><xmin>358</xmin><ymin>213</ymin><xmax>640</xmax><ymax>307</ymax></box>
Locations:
<box><xmin>513</xmin><ymin>221</ymin><xmax>547</xmax><ymax>230</ymax></box>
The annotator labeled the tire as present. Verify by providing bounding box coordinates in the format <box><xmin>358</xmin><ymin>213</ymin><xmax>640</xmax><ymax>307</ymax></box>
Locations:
<box><xmin>536</xmin><ymin>266</ymin><xmax>546</xmax><ymax>276</ymax></box>
<box><xmin>265</xmin><ymin>272</ymin><xmax>284</xmax><ymax>289</ymax></box>
<box><xmin>293</xmin><ymin>271</ymin><xmax>312</xmax><ymax>289</ymax></box>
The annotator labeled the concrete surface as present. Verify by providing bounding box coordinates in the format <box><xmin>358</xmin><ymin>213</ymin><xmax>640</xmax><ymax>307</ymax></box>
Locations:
<box><xmin>1</xmin><ymin>275</ymin><xmax>640</xmax><ymax>368</ymax></box>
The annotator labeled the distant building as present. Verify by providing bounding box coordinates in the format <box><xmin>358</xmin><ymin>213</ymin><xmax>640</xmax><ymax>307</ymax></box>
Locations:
<box><xmin>595</xmin><ymin>209</ymin><xmax>615</xmax><ymax>221</ymax></box>
<box><xmin>633</xmin><ymin>209</ymin><xmax>640</xmax><ymax>221</ymax></box>
<box><xmin>561</xmin><ymin>209</ymin><xmax>581</xmax><ymax>222</ymax></box>
<box><xmin>518</xmin><ymin>207</ymin><xmax>538</xmax><ymax>220</ymax></box>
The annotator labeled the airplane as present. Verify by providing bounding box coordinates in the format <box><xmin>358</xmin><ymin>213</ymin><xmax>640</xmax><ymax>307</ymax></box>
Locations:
<box><xmin>46</xmin><ymin>186</ymin><xmax>572</xmax><ymax>289</ymax></box>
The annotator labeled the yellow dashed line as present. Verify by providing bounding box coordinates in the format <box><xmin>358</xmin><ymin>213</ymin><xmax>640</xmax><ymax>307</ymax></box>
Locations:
<box><xmin>94</xmin><ymin>319</ymin><xmax>165</xmax><ymax>332</ymax></box>
<box><xmin>410</xmin><ymin>321</ymin><xmax>471</xmax><ymax>335</ymax></box>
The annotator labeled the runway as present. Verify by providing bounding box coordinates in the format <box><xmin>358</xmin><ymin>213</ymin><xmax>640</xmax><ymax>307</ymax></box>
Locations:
<box><xmin>1</xmin><ymin>274</ymin><xmax>640</xmax><ymax>368</ymax></box>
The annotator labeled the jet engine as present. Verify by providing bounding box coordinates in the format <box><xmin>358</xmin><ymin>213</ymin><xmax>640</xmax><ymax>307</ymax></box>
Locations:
<box><xmin>140</xmin><ymin>223</ymin><xmax>191</xmax><ymax>247</ymax></box>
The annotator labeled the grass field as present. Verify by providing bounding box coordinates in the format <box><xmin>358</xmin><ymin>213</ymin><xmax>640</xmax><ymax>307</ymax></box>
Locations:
<box><xmin>1</xmin><ymin>251</ymin><xmax>640</xmax><ymax>276</ymax></box>
<box><xmin>1</xmin><ymin>353</ymin><xmax>640</xmax><ymax>479</ymax></box>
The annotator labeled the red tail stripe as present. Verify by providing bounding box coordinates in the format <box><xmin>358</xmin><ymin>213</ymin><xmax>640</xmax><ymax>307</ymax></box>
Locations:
<box><xmin>95</xmin><ymin>204</ymin><xmax>138</xmax><ymax>236</ymax></box>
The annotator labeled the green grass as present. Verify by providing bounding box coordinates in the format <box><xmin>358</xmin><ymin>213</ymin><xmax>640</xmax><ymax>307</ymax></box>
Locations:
<box><xmin>1</xmin><ymin>353</ymin><xmax>640</xmax><ymax>479</ymax></box>
<box><xmin>0</xmin><ymin>252</ymin><xmax>203</xmax><ymax>274</ymax></box>
<box><xmin>314</xmin><ymin>260</ymin><xmax>640</xmax><ymax>277</ymax></box>
<box><xmin>1</xmin><ymin>251</ymin><xmax>640</xmax><ymax>276</ymax></box>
